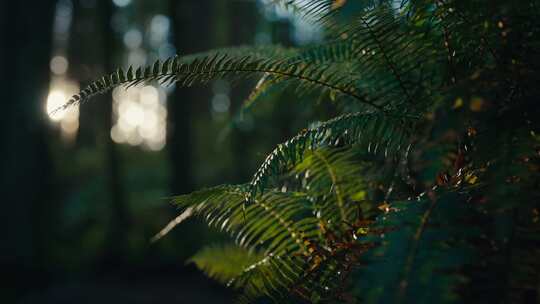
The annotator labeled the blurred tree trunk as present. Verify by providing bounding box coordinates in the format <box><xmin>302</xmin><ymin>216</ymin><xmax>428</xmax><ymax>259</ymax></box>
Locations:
<box><xmin>165</xmin><ymin>1</ymin><xmax>217</xmax><ymax>262</ymax></box>
<box><xmin>98</xmin><ymin>0</ymin><xmax>129</xmax><ymax>266</ymax></box>
<box><xmin>0</xmin><ymin>0</ymin><xmax>56</xmax><ymax>298</ymax></box>
<box><xmin>67</xmin><ymin>0</ymin><xmax>129</xmax><ymax>265</ymax></box>
<box><xmin>168</xmin><ymin>1</ymin><xmax>214</xmax><ymax>194</ymax></box>
<box><xmin>69</xmin><ymin>0</ymin><xmax>100</xmax><ymax>147</ymax></box>
<box><xmin>227</xmin><ymin>0</ymin><xmax>259</xmax><ymax>182</ymax></box>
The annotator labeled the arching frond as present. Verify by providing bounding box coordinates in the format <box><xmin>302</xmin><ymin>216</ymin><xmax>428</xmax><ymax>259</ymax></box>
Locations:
<box><xmin>54</xmin><ymin>48</ymin><xmax>384</xmax><ymax>116</ymax></box>
<box><xmin>333</xmin><ymin>6</ymin><xmax>445</xmax><ymax>109</ymax></box>
<box><xmin>248</xmin><ymin>111</ymin><xmax>415</xmax><ymax>200</ymax></box>
<box><xmin>293</xmin><ymin>147</ymin><xmax>388</xmax><ymax>228</ymax></box>
<box><xmin>168</xmin><ymin>185</ymin><xmax>319</xmax><ymax>257</ymax></box>
<box><xmin>239</xmin><ymin>40</ymin><xmax>363</xmax><ymax>113</ymax></box>
<box><xmin>241</xmin><ymin>5</ymin><xmax>449</xmax><ymax>116</ymax></box>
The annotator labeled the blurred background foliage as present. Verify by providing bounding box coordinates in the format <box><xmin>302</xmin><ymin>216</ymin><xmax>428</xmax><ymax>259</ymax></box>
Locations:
<box><xmin>0</xmin><ymin>0</ymin><xmax>326</xmax><ymax>302</ymax></box>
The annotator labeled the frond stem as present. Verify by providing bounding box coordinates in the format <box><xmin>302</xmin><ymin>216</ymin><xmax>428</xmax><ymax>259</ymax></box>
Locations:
<box><xmin>174</xmin><ymin>67</ymin><xmax>383</xmax><ymax>111</ymax></box>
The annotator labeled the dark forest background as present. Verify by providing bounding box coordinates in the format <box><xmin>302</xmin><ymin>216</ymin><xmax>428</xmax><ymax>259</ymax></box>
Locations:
<box><xmin>0</xmin><ymin>1</ymin><xmax>310</xmax><ymax>302</ymax></box>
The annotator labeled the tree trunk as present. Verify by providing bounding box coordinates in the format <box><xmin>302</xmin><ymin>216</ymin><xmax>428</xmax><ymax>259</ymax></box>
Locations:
<box><xmin>98</xmin><ymin>0</ymin><xmax>129</xmax><ymax>266</ymax></box>
<box><xmin>168</xmin><ymin>1</ymin><xmax>214</xmax><ymax>194</ymax></box>
<box><xmin>0</xmin><ymin>0</ymin><xmax>56</xmax><ymax>298</ymax></box>
<box><xmin>227</xmin><ymin>0</ymin><xmax>259</xmax><ymax>182</ymax></box>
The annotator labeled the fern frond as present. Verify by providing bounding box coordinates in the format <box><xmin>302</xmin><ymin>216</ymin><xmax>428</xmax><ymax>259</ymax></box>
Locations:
<box><xmin>232</xmin><ymin>253</ymin><xmax>302</xmax><ymax>302</ymax></box>
<box><xmin>189</xmin><ymin>244</ymin><xmax>264</xmax><ymax>285</ymax></box>
<box><xmin>190</xmin><ymin>244</ymin><xmax>304</xmax><ymax>302</ymax></box>
<box><xmin>54</xmin><ymin>48</ymin><xmax>385</xmax><ymax>115</ymax></box>
<box><xmin>166</xmin><ymin>146</ymin><xmax>398</xmax><ymax>302</ymax></box>
<box><xmin>333</xmin><ymin>6</ymin><xmax>444</xmax><ymax>109</ymax></box>
<box><xmin>248</xmin><ymin>111</ymin><xmax>415</xmax><ymax>200</ymax></box>
<box><xmin>163</xmin><ymin>179</ymin><xmax>372</xmax><ymax>302</ymax></box>
<box><xmin>267</xmin><ymin>0</ymin><xmax>400</xmax><ymax>29</ymax></box>
<box><xmin>239</xmin><ymin>40</ymin><xmax>362</xmax><ymax>113</ymax></box>
<box><xmin>293</xmin><ymin>147</ymin><xmax>386</xmax><ymax>228</ymax></box>
<box><xmin>293</xmin><ymin>39</ymin><xmax>359</xmax><ymax>65</ymax></box>
<box><xmin>168</xmin><ymin>185</ymin><xmax>319</xmax><ymax>256</ymax></box>
<box><xmin>232</xmin><ymin>249</ymin><xmax>355</xmax><ymax>303</ymax></box>
<box><xmin>267</xmin><ymin>0</ymin><xmax>337</xmax><ymax>25</ymax></box>
<box><xmin>239</xmin><ymin>5</ymin><xmax>445</xmax><ymax>115</ymax></box>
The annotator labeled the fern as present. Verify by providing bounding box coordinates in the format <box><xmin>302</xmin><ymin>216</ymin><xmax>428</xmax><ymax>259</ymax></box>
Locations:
<box><xmin>189</xmin><ymin>244</ymin><xmax>264</xmax><ymax>286</ymax></box>
<box><xmin>247</xmin><ymin>111</ymin><xmax>415</xmax><ymax>200</ymax></box>
<box><xmin>59</xmin><ymin>0</ymin><xmax>540</xmax><ymax>302</ymax></box>
<box><xmin>267</xmin><ymin>0</ymin><xmax>337</xmax><ymax>25</ymax></box>
<box><xmin>293</xmin><ymin>148</ymin><xmax>389</xmax><ymax>228</ymax></box>
<box><xmin>167</xmin><ymin>185</ymin><xmax>317</xmax><ymax>256</ymax></box>
<box><xmin>54</xmin><ymin>50</ymin><xmax>384</xmax><ymax>116</ymax></box>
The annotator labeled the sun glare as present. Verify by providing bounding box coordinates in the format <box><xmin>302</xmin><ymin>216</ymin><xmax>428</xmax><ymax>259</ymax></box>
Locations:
<box><xmin>46</xmin><ymin>77</ymin><xmax>80</xmax><ymax>141</ymax></box>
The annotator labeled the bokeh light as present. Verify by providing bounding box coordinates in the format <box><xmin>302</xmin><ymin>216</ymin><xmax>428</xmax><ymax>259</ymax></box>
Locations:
<box><xmin>50</xmin><ymin>55</ymin><xmax>69</xmax><ymax>75</ymax></box>
<box><xmin>123</xmin><ymin>28</ymin><xmax>143</xmax><ymax>50</ymax></box>
<box><xmin>112</xmin><ymin>0</ymin><xmax>132</xmax><ymax>8</ymax></box>
<box><xmin>111</xmin><ymin>85</ymin><xmax>167</xmax><ymax>151</ymax></box>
